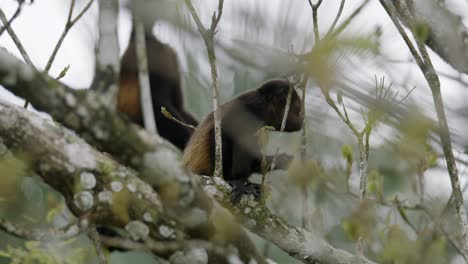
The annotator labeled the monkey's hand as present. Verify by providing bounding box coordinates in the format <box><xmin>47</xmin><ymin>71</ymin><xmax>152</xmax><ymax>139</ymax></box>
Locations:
<box><xmin>228</xmin><ymin>180</ymin><xmax>261</xmax><ymax>204</ymax></box>
<box><xmin>269</xmin><ymin>153</ymin><xmax>294</xmax><ymax>170</ymax></box>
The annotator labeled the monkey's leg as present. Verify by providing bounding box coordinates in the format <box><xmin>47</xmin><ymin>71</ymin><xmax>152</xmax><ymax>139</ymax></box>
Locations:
<box><xmin>228</xmin><ymin>180</ymin><xmax>261</xmax><ymax>204</ymax></box>
<box><xmin>271</xmin><ymin>153</ymin><xmax>294</xmax><ymax>170</ymax></box>
<box><xmin>226</xmin><ymin>145</ymin><xmax>262</xmax><ymax>203</ymax></box>
<box><xmin>251</xmin><ymin>153</ymin><xmax>294</xmax><ymax>173</ymax></box>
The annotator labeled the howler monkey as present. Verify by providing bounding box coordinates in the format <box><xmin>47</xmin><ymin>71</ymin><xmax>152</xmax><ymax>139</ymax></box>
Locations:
<box><xmin>183</xmin><ymin>79</ymin><xmax>304</xmax><ymax>203</ymax></box>
<box><xmin>117</xmin><ymin>30</ymin><xmax>198</xmax><ymax>150</ymax></box>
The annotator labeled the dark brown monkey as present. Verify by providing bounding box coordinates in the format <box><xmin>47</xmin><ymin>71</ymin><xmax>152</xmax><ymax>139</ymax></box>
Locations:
<box><xmin>118</xmin><ymin>30</ymin><xmax>198</xmax><ymax>150</ymax></box>
<box><xmin>183</xmin><ymin>79</ymin><xmax>303</xmax><ymax>202</ymax></box>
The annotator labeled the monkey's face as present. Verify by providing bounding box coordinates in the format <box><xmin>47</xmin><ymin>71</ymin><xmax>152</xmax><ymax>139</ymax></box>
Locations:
<box><xmin>258</xmin><ymin>80</ymin><xmax>304</xmax><ymax>132</ymax></box>
<box><xmin>283</xmin><ymin>89</ymin><xmax>304</xmax><ymax>132</ymax></box>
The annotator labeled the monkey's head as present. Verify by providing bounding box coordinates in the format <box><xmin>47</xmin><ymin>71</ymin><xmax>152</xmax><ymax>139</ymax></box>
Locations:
<box><xmin>258</xmin><ymin>79</ymin><xmax>304</xmax><ymax>132</ymax></box>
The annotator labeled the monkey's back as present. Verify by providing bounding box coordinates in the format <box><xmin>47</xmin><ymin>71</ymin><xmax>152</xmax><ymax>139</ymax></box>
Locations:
<box><xmin>182</xmin><ymin>91</ymin><xmax>259</xmax><ymax>176</ymax></box>
<box><xmin>118</xmin><ymin>72</ymin><xmax>142</xmax><ymax>124</ymax></box>
<box><xmin>117</xmin><ymin>33</ymin><xmax>180</xmax><ymax>125</ymax></box>
<box><xmin>182</xmin><ymin>113</ymin><xmax>214</xmax><ymax>176</ymax></box>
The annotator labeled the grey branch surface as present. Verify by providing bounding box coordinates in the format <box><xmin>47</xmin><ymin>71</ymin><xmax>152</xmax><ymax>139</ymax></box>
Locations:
<box><xmin>0</xmin><ymin>99</ymin><xmax>167</xmax><ymax>238</ymax></box>
<box><xmin>91</xmin><ymin>0</ymin><xmax>120</xmax><ymax>109</ymax></box>
<box><xmin>392</xmin><ymin>0</ymin><xmax>468</xmax><ymax>75</ymax></box>
<box><xmin>0</xmin><ymin>47</ymin><xmax>264</xmax><ymax>264</ymax></box>
<box><xmin>0</xmin><ymin>100</ymin><xmax>235</xmax><ymax>262</ymax></box>
<box><xmin>200</xmin><ymin>176</ymin><xmax>377</xmax><ymax>264</ymax></box>
<box><xmin>0</xmin><ymin>47</ymin><xmax>379</xmax><ymax>263</ymax></box>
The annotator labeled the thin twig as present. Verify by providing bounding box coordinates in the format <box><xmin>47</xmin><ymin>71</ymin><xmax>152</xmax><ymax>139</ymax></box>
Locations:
<box><xmin>307</xmin><ymin>0</ymin><xmax>323</xmax><ymax>42</ymax></box>
<box><xmin>161</xmin><ymin>107</ymin><xmax>196</xmax><ymax>130</ymax></box>
<box><xmin>299</xmin><ymin>76</ymin><xmax>310</xmax><ymax>229</ymax></box>
<box><xmin>0</xmin><ymin>7</ymin><xmax>35</xmax><ymax>108</ymax></box>
<box><xmin>0</xmin><ymin>0</ymin><xmax>25</xmax><ymax>37</ymax></box>
<box><xmin>133</xmin><ymin>18</ymin><xmax>157</xmax><ymax>133</ymax></box>
<box><xmin>35</xmin><ymin>0</ymin><xmax>93</xmax><ymax>109</ymax></box>
<box><xmin>314</xmin><ymin>45</ymin><xmax>367</xmax><ymax>196</ymax></box>
<box><xmin>268</xmin><ymin>81</ymin><xmax>295</xmax><ymax>165</ymax></box>
<box><xmin>185</xmin><ymin>0</ymin><xmax>224</xmax><ymax>177</ymax></box>
<box><xmin>379</xmin><ymin>0</ymin><xmax>468</xmax><ymax>259</ymax></box>
<box><xmin>262</xmin><ymin>80</ymin><xmax>296</xmax><ymax>197</ymax></box>
<box><xmin>326</xmin><ymin>0</ymin><xmax>346</xmax><ymax>35</ymax></box>
<box><xmin>0</xmin><ymin>9</ymin><xmax>32</xmax><ymax>65</ymax></box>
<box><xmin>88</xmin><ymin>224</ymin><xmax>107</xmax><ymax>264</ymax></box>
<box><xmin>421</xmin><ymin>206</ymin><xmax>467</xmax><ymax>261</ymax></box>
<box><xmin>328</xmin><ymin>0</ymin><xmax>371</xmax><ymax>37</ymax></box>
<box><xmin>378</xmin><ymin>0</ymin><xmax>424</xmax><ymax>69</ymax></box>
<box><xmin>43</xmin><ymin>0</ymin><xmax>95</xmax><ymax>74</ymax></box>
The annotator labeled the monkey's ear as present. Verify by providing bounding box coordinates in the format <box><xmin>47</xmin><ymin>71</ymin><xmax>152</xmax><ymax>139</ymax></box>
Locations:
<box><xmin>258</xmin><ymin>81</ymin><xmax>290</xmax><ymax>100</ymax></box>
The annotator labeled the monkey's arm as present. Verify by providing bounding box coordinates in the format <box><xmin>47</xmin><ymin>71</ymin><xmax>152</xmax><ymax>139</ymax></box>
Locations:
<box><xmin>251</xmin><ymin>153</ymin><xmax>294</xmax><ymax>173</ymax></box>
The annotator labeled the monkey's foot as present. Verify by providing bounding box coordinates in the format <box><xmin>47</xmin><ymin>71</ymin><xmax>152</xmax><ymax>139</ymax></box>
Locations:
<box><xmin>228</xmin><ymin>180</ymin><xmax>261</xmax><ymax>204</ymax></box>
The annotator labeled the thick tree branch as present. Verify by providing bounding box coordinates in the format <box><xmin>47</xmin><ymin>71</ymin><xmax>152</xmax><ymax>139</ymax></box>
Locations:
<box><xmin>0</xmin><ymin>48</ymin><xmax>265</xmax><ymax>264</ymax></box>
<box><xmin>200</xmin><ymin>176</ymin><xmax>377</xmax><ymax>264</ymax></box>
<box><xmin>0</xmin><ymin>100</ymin><xmax>235</xmax><ymax>263</ymax></box>
<box><xmin>0</xmin><ymin>100</ymin><xmax>167</xmax><ymax>231</ymax></box>
<box><xmin>0</xmin><ymin>47</ymin><xmax>378</xmax><ymax>264</ymax></box>
<box><xmin>0</xmin><ymin>218</ymin><xmax>82</xmax><ymax>241</ymax></box>
<box><xmin>100</xmin><ymin>235</ymin><xmax>232</xmax><ymax>260</ymax></box>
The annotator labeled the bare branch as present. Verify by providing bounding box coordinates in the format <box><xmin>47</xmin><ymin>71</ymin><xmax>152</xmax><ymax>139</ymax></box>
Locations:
<box><xmin>329</xmin><ymin>0</ymin><xmax>371</xmax><ymax>37</ymax></box>
<box><xmin>0</xmin><ymin>0</ymin><xmax>25</xmax><ymax>37</ymax></box>
<box><xmin>326</xmin><ymin>0</ymin><xmax>346</xmax><ymax>35</ymax></box>
<box><xmin>378</xmin><ymin>1</ymin><xmax>424</xmax><ymax>69</ymax></box>
<box><xmin>184</xmin><ymin>0</ymin><xmax>224</xmax><ymax>177</ymax></box>
<box><xmin>133</xmin><ymin>19</ymin><xmax>157</xmax><ymax>133</ymax></box>
<box><xmin>43</xmin><ymin>0</ymin><xmax>95</xmax><ymax>74</ymax></box>
<box><xmin>210</xmin><ymin>0</ymin><xmax>224</xmax><ymax>32</ymax></box>
<box><xmin>88</xmin><ymin>224</ymin><xmax>107</xmax><ymax>264</ymax></box>
<box><xmin>0</xmin><ymin>49</ymin><xmax>265</xmax><ymax>263</ymax></box>
<box><xmin>201</xmin><ymin>176</ymin><xmax>377</xmax><ymax>264</ymax></box>
<box><xmin>307</xmin><ymin>0</ymin><xmax>323</xmax><ymax>42</ymax></box>
<box><xmin>380</xmin><ymin>0</ymin><xmax>468</xmax><ymax>259</ymax></box>
<box><xmin>0</xmin><ymin>9</ymin><xmax>33</xmax><ymax>66</ymax></box>
<box><xmin>392</xmin><ymin>0</ymin><xmax>468</xmax><ymax>75</ymax></box>
<box><xmin>91</xmin><ymin>0</ymin><xmax>120</xmax><ymax>109</ymax></box>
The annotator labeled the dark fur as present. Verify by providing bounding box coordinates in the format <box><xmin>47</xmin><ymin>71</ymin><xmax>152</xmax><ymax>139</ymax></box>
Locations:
<box><xmin>117</xmin><ymin>31</ymin><xmax>198</xmax><ymax>150</ymax></box>
<box><xmin>183</xmin><ymin>80</ymin><xmax>303</xmax><ymax>202</ymax></box>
